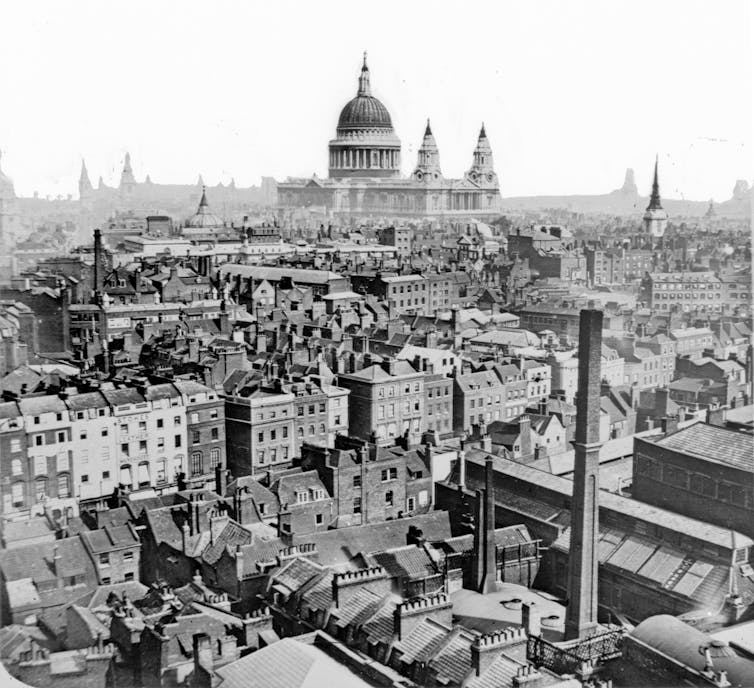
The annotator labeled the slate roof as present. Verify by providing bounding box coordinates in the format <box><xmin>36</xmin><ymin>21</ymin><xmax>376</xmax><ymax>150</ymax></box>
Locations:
<box><xmin>0</xmin><ymin>536</ymin><xmax>95</xmax><ymax>587</ymax></box>
<box><xmin>367</xmin><ymin>546</ymin><xmax>438</xmax><ymax>581</ymax></box>
<box><xmin>291</xmin><ymin>512</ymin><xmax>452</xmax><ymax>569</ymax></box>
<box><xmin>213</xmin><ymin>636</ymin><xmax>373</xmax><ymax>688</ymax></box>
<box><xmin>652</xmin><ymin>422</ymin><xmax>753</xmax><ymax>471</ymax></box>
<box><xmin>80</xmin><ymin>525</ymin><xmax>139</xmax><ymax>553</ymax></box>
<box><xmin>463</xmin><ymin>451</ymin><xmax>753</xmax><ymax>550</ymax></box>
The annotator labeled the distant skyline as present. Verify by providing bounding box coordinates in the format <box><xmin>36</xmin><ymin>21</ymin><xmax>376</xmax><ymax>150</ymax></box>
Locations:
<box><xmin>1</xmin><ymin>0</ymin><xmax>752</xmax><ymax>201</ymax></box>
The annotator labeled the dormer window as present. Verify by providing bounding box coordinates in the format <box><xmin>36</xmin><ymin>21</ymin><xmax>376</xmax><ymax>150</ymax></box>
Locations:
<box><xmin>296</xmin><ymin>491</ymin><xmax>310</xmax><ymax>504</ymax></box>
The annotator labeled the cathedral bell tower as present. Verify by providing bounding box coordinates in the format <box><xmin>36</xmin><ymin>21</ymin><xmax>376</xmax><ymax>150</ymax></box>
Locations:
<box><xmin>412</xmin><ymin>119</ymin><xmax>442</xmax><ymax>182</ymax></box>
<box><xmin>119</xmin><ymin>152</ymin><xmax>137</xmax><ymax>197</ymax></box>
<box><xmin>465</xmin><ymin>124</ymin><xmax>498</xmax><ymax>187</ymax></box>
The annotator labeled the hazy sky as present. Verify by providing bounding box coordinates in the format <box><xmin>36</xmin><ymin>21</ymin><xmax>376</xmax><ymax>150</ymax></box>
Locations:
<box><xmin>1</xmin><ymin>0</ymin><xmax>752</xmax><ymax>201</ymax></box>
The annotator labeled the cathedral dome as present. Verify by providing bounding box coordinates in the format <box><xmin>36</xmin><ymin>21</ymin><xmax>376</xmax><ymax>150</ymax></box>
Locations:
<box><xmin>337</xmin><ymin>95</ymin><xmax>392</xmax><ymax>130</ymax></box>
<box><xmin>335</xmin><ymin>54</ymin><xmax>394</xmax><ymax>132</ymax></box>
<box><xmin>328</xmin><ymin>54</ymin><xmax>402</xmax><ymax>179</ymax></box>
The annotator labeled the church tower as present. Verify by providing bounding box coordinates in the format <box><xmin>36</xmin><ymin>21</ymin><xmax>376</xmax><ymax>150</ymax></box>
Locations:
<box><xmin>643</xmin><ymin>156</ymin><xmax>668</xmax><ymax>237</ymax></box>
<box><xmin>119</xmin><ymin>152</ymin><xmax>137</xmax><ymax>197</ymax></box>
<box><xmin>79</xmin><ymin>159</ymin><xmax>94</xmax><ymax>200</ymax></box>
<box><xmin>465</xmin><ymin>124</ymin><xmax>497</xmax><ymax>185</ymax></box>
<box><xmin>412</xmin><ymin>119</ymin><xmax>442</xmax><ymax>182</ymax></box>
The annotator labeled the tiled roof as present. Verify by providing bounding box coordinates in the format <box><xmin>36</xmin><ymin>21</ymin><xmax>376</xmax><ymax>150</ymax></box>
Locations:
<box><xmin>653</xmin><ymin>422</ymin><xmax>753</xmax><ymax>471</ymax></box>
<box><xmin>331</xmin><ymin>588</ymin><xmax>384</xmax><ymax>627</ymax></box>
<box><xmin>272</xmin><ymin>557</ymin><xmax>324</xmax><ymax>593</ymax></box>
<box><xmin>200</xmin><ymin>520</ymin><xmax>253</xmax><ymax>565</ymax></box>
<box><xmin>361</xmin><ymin>597</ymin><xmax>400</xmax><ymax>645</ymax></box>
<box><xmin>392</xmin><ymin>617</ymin><xmax>449</xmax><ymax>664</ymax></box>
<box><xmin>427</xmin><ymin>628</ymin><xmax>476</xmax><ymax>684</ymax></box>
<box><xmin>368</xmin><ymin>546</ymin><xmax>438</xmax><ymax>580</ymax></box>
<box><xmin>465</xmin><ymin>654</ymin><xmax>529</xmax><ymax>688</ymax></box>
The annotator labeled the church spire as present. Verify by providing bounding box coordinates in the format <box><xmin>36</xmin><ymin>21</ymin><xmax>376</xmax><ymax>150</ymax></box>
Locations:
<box><xmin>357</xmin><ymin>51</ymin><xmax>371</xmax><ymax>96</ymax></box>
<box><xmin>198</xmin><ymin>185</ymin><xmax>208</xmax><ymax>208</ymax></box>
<box><xmin>643</xmin><ymin>155</ymin><xmax>668</xmax><ymax>237</ymax></box>
<box><xmin>120</xmin><ymin>152</ymin><xmax>136</xmax><ymax>188</ymax></box>
<box><xmin>479</xmin><ymin>122</ymin><xmax>487</xmax><ymax>139</ymax></box>
<box><xmin>424</xmin><ymin>118</ymin><xmax>432</xmax><ymax>137</ymax></box>
<box><xmin>648</xmin><ymin>154</ymin><xmax>663</xmax><ymax>209</ymax></box>
<box><xmin>79</xmin><ymin>158</ymin><xmax>93</xmax><ymax>197</ymax></box>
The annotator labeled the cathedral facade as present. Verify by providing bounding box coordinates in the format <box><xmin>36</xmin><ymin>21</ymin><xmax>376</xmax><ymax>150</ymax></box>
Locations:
<box><xmin>277</xmin><ymin>55</ymin><xmax>503</xmax><ymax>220</ymax></box>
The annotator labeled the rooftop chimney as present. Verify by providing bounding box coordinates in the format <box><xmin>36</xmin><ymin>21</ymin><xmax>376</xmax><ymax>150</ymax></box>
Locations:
<box><xmin>564</xmin><ymin>309</ymin><xmax>604</xmax><ymax>641</ymax></box>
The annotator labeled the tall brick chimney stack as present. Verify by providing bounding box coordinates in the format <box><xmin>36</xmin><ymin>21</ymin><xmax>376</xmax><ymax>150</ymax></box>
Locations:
<box><xmin>481</xmin><ymin>455</ymin><xmax>497</xmax><ymax>593</ymax></box>
<box><xmin>565</xmin><ymin>309</ymin><xmax>604</xmax><ymax>641</ymax></box>
<box><xmin>93</xmin><ymin>228</ymin><xmax>104</xmax><ymax>299</ymax></box>
<box><xmin>472</xmin><ymin>456</ymin><xmax>498</xmax><ymax>593</ymax></box>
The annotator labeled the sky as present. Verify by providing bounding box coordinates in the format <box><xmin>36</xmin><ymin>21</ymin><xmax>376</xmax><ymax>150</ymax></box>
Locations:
<box><xmin>1</xmin><ymin>0</ymin><xmax>752</xmax><ymax>201</ymax></box>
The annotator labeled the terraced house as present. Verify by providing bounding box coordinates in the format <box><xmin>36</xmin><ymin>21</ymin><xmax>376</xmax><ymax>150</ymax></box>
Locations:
<box><xmin>0</xmin><ymin>380</ymin><xmax>224</xmax><ymax>516</ymax></box>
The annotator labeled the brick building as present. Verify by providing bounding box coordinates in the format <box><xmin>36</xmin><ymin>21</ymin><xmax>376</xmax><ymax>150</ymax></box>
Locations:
<box><xmin>79</xmin><ymin>524</ymin><xmax>141</xmax><ymax>585</ymax></box>
<box><xmin>633</xmin><ymin>422</ymin><xmax>754</xmax><ymax>539</ymax></box>
<box><xmin>225</xmin><ymin>387</ymin><xmax>296</xmax><ymax>476</ymax></box>
<box><xmin>337</xmin><ymin>359</ymin><xmax>425</xmax><ymax>445</ymax></box>
<box><xmin>640</xmin><ymin>271</ymin><xmax>724</xmax><ymax>313</ymax></box>
<box><xmin>175</xmin><ymin>380</ymin><xmax>226</xmax><ymax>488</ymax></box>
<box><xmin>378</xmin><ymin>226</ymin><xmax>412</xmax><ymax>257</ymax></box>
<box><xmin>452</xmin><ymin>363</ymin><xmax>528</xmax><ymax>435</ymax></box>
<box><xmin>300</xmin><ymin>437</ymin><xmax>433</xmax><ymax>527</ymax></box>
<box><xmin>270</xmin><ymin>470</ymin><xmax>335</xmax><ymax>536</ymax></box>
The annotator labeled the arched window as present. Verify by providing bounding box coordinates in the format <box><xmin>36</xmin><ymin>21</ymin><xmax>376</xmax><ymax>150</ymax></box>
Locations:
<box><xmin>191</xmin><ymin>452</ymin><xmax>203</xmax><ymax>477</ymax></box>
<box><xmin>120</xmin><ymin>465</ymin><xmax>133</xmax><ymax>488</ymax></box>
<box><xmin>319</xmin><ymin>423</ymin><xmax>326</xmax><ymax>435</ymax></box>
<box><xmin>137</xmin><ymin>462</ymin><xmax>150</xmax><ymax>488</ymax></box>
<box><xmin>210</xmin><ymin>449</ymin><xmax>220</xmax><ymax>469</ymax></box>
<box><xmin>297</xmin><ymin>427</ymin><xmax>304</xmax><ymax>438</ymax></box>
<box><xmin>308</xmin><ymin>425</ymin><xmax>315</xmax><ymax>437</ymax></box>
<box><xmin>174</xmin><ymin>455</ymin><xmax>184</xmax><ymax>474</ymax></box>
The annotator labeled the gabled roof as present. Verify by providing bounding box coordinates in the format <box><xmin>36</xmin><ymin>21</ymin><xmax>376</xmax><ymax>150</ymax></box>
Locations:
<box><xmin>213</xmin><ymin>636</ymin><xmax>373</xmax><ymax>688</ymax></box>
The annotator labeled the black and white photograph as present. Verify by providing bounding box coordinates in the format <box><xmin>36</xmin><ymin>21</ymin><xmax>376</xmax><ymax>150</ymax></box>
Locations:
<box><xmin>0</xmin><ymin>1</ymin><xmax>752</xmax><ymax>686</ymax></box>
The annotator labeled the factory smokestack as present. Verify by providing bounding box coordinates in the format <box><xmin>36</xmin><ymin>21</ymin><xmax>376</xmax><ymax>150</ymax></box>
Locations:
<box><xmin>564</xmin><ymin>309</ymin><xmax>604</xmax><ymax>640</ymax></box>
<box><xmin>472</xmin><ymin>456</ymin><xmax>498</xmax><ymax>593</ymax></box>
<box><xmin>93</xmin><ymin>228</ymin><xmax>104</xmax><ymax>299</ymax></box>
